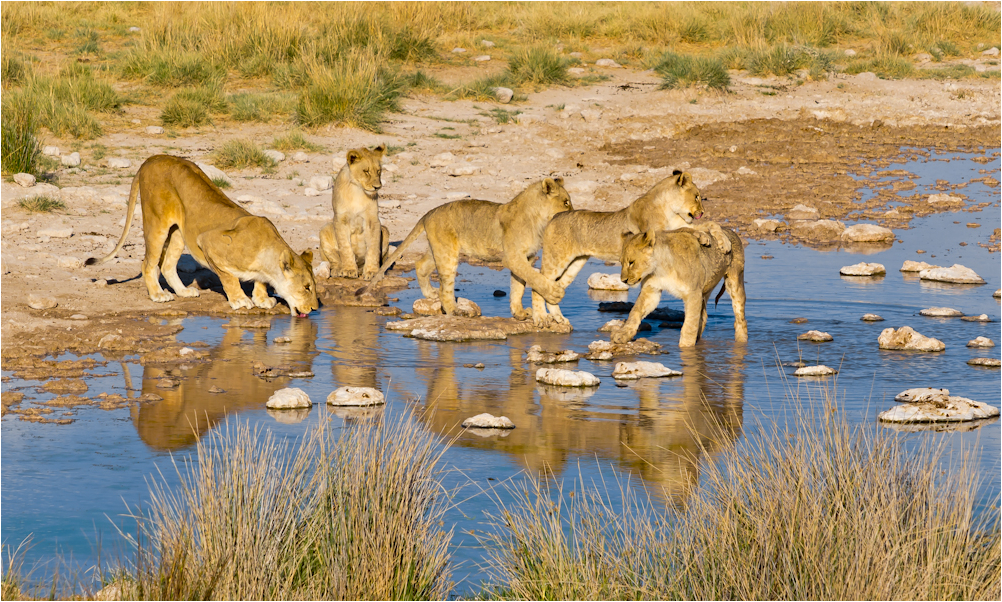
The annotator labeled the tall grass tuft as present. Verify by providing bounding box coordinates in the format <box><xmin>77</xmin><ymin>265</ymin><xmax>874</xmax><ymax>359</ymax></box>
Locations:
<box><xmin>211</xmin><ymin>139</ymin><xmax>276</xmax><ymax>170</ymax></box>
<box><xmin>18</xmin><ymin>196</ymin><xmax>66</xmax><ymax>213</ymax></box>
<box><xmin>296</xmin><ymin>51</ymin><xmax>406</xmax><ymax>132</ymax></box>
<box><xmin>270</xmin><ymin>129</ymin><xmax>324</xmax><ymax>153</ymax></box>
<box><xmin>161</xmin><ymin>86</ymin><xmax>227</xmax><ymax>127</ymax></box>
<box><xmin>506</xmin><ymin>46</ymin><xmax>569</xmax><ymax>86</ymax></box>
<box><xmin>120</xmin><ymin>49</ymin><xmax>225</xmax><ymax>88</ymax></box>
<box><xmin>119</xmin><ymin>414</ymin><xmax>452</xmax><ymax>600</ymax></box>
<box><xmin>228</xmin><ymin>92</ymin><xmax>296</xmax><ymax>122</ymax></box>
<box><xmin>1</xmin><ymin>91</ymin><xmax>41</xmax><ymax>175</ymax></box>
<box><xmin>480</xmin><ymin>394</ymin><xmax>1001</xmax><ymax>600</ymax></box>
<box><xmin>654</xmin><ymin>51</ymin><xmax>730</xmax><ymax>90</ymax></box>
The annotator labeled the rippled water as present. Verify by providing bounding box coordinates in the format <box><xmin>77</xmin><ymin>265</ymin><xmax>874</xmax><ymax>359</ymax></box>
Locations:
<box><xmin>2</xmin><ymin>151</ymin><xmax>999</xmax><ymax>593</ymax></box>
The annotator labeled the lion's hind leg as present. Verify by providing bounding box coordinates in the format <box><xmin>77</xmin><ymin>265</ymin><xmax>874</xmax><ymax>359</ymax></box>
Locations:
<box><xmin>142</xmin><ymin>218</ymin><xmax>177</xmax><ymax>303</ymax></box>
<box><xmin>319</xmin><ymin>222</ymin><xmax>341</xmax><ymax>276</ymax></box>
<box><xmin>160</xmin><ymin>227</ymin><xmax>200</xmax><ymax>298</ymax></box>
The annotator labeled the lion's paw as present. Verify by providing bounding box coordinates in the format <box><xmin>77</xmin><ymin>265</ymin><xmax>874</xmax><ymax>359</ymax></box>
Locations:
<box><xmin>694</xmin><ymin>231</ymin><xmax>713</xmax><ymax>247</ymax></box>
<box><xmin>150</xmin><ymin>290</ymin><xmax>175</xmax><ymax>303</ymax></box>
<box><xmin>255</xmin><ymin>296</ymin><xmax>278</xmax><ymax>309</ymax></box>
<box><xmin>610</xmin><ymin>328</ymin><xmax>634</xmax><ymax>344</ymax></box>
<box><xmin>511</xmin><ymin>307</ymin><xmax>532</xmax><ymax>321</ymax></box>
<box><xmin>338</xmin><ymin>267</ymin><xmax>359</xmax><ymax>279</ymax></box>
<box><xmin>228</xmin><ymin>297</ymin><xmax>255</xmax><ymax>310</ymax></box>
<box><xmin>175</xmin><ymin>286</ymin><xmax>200</xmax><ymax>298</ymax></box>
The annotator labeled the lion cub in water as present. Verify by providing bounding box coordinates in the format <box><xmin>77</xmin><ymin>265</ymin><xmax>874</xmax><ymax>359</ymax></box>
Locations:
<box><xmin>358</xmin><ymin>178</ymin><xmax>572</xmax><ymax>318</ymax></box>
<box><xmin>616</xmin><ymin>227</ymin><xmax>746</xmax><ymax>347</ymax></box>
<box><xmin>87</xmin><ymin>155</ymin><xmax>318</xmax><ymax>316</ymax></box>
<box><xmin>320</xmin><ymin>144</ymin><xmax>390</xmax><ymax>279</ymax></box>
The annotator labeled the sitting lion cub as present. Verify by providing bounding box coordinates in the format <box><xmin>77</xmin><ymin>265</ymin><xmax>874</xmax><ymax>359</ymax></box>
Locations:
<box><xmin>358</xmin><ymin>178</ymin><xmax>573</xmax><ymax>318</ymax></box>
<box><xmin>87</xmin><ymin>155</ymin><xmax>319</xmax><ymax>317</ymax></box>
<box><xmin>531</xmin><ymin>170</ymin><xmax>729</xmax><ymax>328</ymax></box>
<box><xmin>319</xmin><ymin>144</ymin><xmax>390</xmax><ymax>279</ymax></box>
<box><xmin>615</xmin><ymin>227</ymin><xmax>746</xmax><ymax>347</ymax></box>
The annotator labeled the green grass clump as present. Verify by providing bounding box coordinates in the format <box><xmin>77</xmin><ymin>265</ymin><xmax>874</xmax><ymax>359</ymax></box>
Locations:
<box><xmin>18</xmin><ymin>196</ymin><xmax>66</xmax><ymax>213</ymax></box>
<box><xmin>270</xmin><ymin>129</ymin><xmax>324</xmax><ymax>153</ymax></box>
<box><xmin>483</xmin><ymin>107</ymin><xmax>521</xmax><ymax>124</ymax></box>
<box><xmin>228</xmin><ymin>92</ymin><xmax>296</xmax><ymax>122</ymax></box>
<box><xmin>480</xmin><ymin>396</ymin><xmax>1000</xmax><ymax>600</ymax></box>
<box><xmin>211</xmin><ymin>176</ymin><xmax>232</xmax><ymax>189</ymax></box>
<box><xmin>120</xmin><ymin>49</ymin><xmax>224</xmax><ymax>88</ymax></box>
<box><xmin>296</xmin><ymin>51</ymin><xmax>406</xmax><ymax>132</ymax></box>
<box><xmin>212</xmin><ymin>139</ymin><xmax>276</xmax><ymax>169</ymax></box>
<box><xmin>844</xmin><ymin>54</ymin><xmax>915</xmax><ymax>79</ymax></box>
<box><xmin>406</xmin><ymin>70</ymin><xmax>448</xmax><ymax>94</ymax></box>
<box><xmin>654</xmin><ymin>51</ymin><xmax>730</xmax><ymax>90</ymax></box>
<box><xmin>506</xmin><ymin>46</ymin><xmax>569</xmax><ymax>86</ymax></box>
<box><xmin>160</xmin><ymin>85</ymin><xmax>227</xmax><ymax>127</ymax></box>
<box><xmin>448</xmin><ymin>73</ymin><xmax>512</xmax><ymax>101</ymax></box>
<box><xmin>120</xmin><ymin>415</ymin><xmax>452</xmax><ymax>600</ymax></box>
<box><xmin>1</xmin><ymin>91</ymin><xmax>41</xmax><ymax>175</ymax></box>
<box><xmin>919</xmin><ymin>64</ymin><xmax>979</xmax><ymax>80</ymax></box>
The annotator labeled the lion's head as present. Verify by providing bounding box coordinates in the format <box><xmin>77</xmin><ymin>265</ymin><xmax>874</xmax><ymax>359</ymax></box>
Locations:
<box><xmin>666</xmin><ymin>170</ymin><xmax>703</xmax><ymax>224</ymax></box>
<box><xmin>619</xmin><ymin>231</ymin><xmax>657</xmax><ymax>287</ymax></box>
<box><xmin>539</xmin><ymin>176</ymin><xmax>573</xmax><ymax>219</ymax></box>
<box><xmin>345</xmin><ymin>144</ymin><xmax>386</xmax><ymax>196</ymax></box>
<box><xmin>274</xmin><ymin>249</ymin><xmax>319</xmax><ymax>317</ymax></box>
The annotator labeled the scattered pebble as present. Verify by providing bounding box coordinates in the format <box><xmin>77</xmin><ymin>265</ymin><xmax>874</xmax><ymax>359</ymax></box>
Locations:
<box><xmin>840</xmin><ymin>262</ymin><xmax>885</xmax><ymax>276</ymax></box>
<box><xmin>106</xmin><ymin>157</ymin><xmax>131</xmax><ymax>169</ymax></box>
<box><xmin>960</xmin><ymin>314</ymin><xmax>992</xmax><ymax>322</ymax></box>
<box><xmin>266</xmin><ymin>388</ymin><xmax>312</xmax><ymax>409</ymax></box>
<box><xmin>786</xmin><ymin>204</ymin><xmax>819</xmax><ymax>220</ymax></box>
<box><xmin>895</xmin><ymin>388</ymin><xmax>950</xmax><ymax>403</ymax></box>
<box><xmin>611</xmin><ymin>361</ymin><xmax>681</xmax><ymax>380</ymax></box>
<box><xmin>967</xmin><ymin>337</ymin><xmax>995</xmax><ymax>348</ymax></box>
<box><xmin>145</xmin><ymin>126</ymin><xmax>164</xmax><ymax>135</ymax></box>
<box><xmin>967</xmin><ymin>223</ymin><xmax>981</xmax><ymax>228</ymax></box>
<box><xmin>42</xmin><ymin>146</ymin><xmax>60</xmax><ymax>156</ymax></box>
<box><xmin>474</xmin><ymin>55</ymin><xmax>491</xmax><ymax>62</ymax></box>
<box><xmin>481</xmin><ymin>40</ymin><xmax>495</xmax><ymax>48</ymax></box>
<box><xmin>493</xmin><ymin>290</ymin><xmax>506</xmax><ymax>297</ymax></box>
<box><xmin>69</xmin><ymin>314</ymin><xmax>88</xmax><ymax>320</ymax></box>
<box><xmin>798</xmin><ymin>330</ymin><xmax>833</xmax><ymax>342</ymax></box>
<box><xmin>208</xmin><ymin>386</ymin><xmax>225</xmax><ymax>394</ymax></box>
<box><xmin>968</xmin><ymin>357</ymin><xmax>1001</xmax><ymax>368</ymax></box>
<box><xmin>918</xmin><ymin>307</ymin><xmax>963</xmax><ymax>317</ymax></box>
<box><xmin>327</xmin><ymin>386</ymin><xmax>385</xmax><ymax>406</ymax></box>
<box><xmin>535</xmin><ymin>368</ymin><xmax>600</xmax><ymax>387</ymax></box>
<box><xmin>263</xmin><ymin>150</ymin><xmax>285</xmax><ymax>163</ymax></box>
<box><xmin>861</xmin><ymin>313</ymin><xmax>884</xmax><ymax>322</ymax></box>
<box><xmin>794</xmin><ymin>365</ymin><xmax>838</xmax><ymax>377</ymax></box>
<box><xmin>761</xmin><ymin>255</ymin><xmax>774</xmax><ymax>259</ymax></box>
<box><xmin>38</xmin><ymin>227</ymin><xmax>73</xmax><ymax>238</ymax></box>
<box><xmin>927</xmin><ymin>193</ymin><xmax>964</xmax><ymax>206</ymax></box>
<box><xmin>61</xmin><ymin>152</ymin><xmax>81</xmax><ymax>167</ymax></box>
<box><xmin>28</xmin><ymin>295</ymin><xmax>57</xmax><ymax>310</ymax></box>
<box><xmin>451</xmin><ymin>47</ymin><xmax>466</xmax><ymax>53</ymax></box>
<box><xmin>878</xmin><ymin>326</ymin><xmax>945</xmax><ymax>352</ymax></box>
<box><xmin>789</xmin><ymin>317</ymin><xmax>809</xmax><ymax>324</ymax></box>
<box><xmin>375</xmin><ymin>306</ymin><xmax>401</xmax><ymax>316</ymax></box>
<box><xmin>462</xmin><ymin>413</ymin><xmax>515</xmax><ymax>429</ymax></box>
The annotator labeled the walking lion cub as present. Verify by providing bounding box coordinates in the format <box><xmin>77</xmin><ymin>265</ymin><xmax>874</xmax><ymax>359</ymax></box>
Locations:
<box><xmin>615</xmin><ymin>227</ymin><xmax>746</xmax><ymax>347</ymax></box>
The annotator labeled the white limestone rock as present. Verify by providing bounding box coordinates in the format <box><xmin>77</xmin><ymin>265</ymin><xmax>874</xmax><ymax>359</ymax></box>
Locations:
<box><xmin>61</xmin><ymin>152</ymin><xmax>81</xmax><ymax>167</ymax></box>
<box><xmin>919</xmin><ymin>264</ymin><xmax>985</xmax><ymax>284</ymax></box>
<box><xmin>535</xmin><ymin>368</ymin><xmax>600</xmax><ymax>387</ymax></box>
<box><xmin>861</xmin><ymin>314</ymin><xmax>884</xmax><ymax>322</ymax></box>
<box><xmin>798</xmin><ymin>330</ymin><xmax>833</xmax><ymax>342</ymax></box>
<box><xmin>525</xmin><ymin>345</ymin><xmax>581</xmax><ymax>364</ymax></box>
<box><xmin>474</xmin><ymin>55</ymin><xmax>491</xmax><ymax>62</ymax></box>
<box><xmin>27</xmin><ymin>294</ymin><xmax>57</xmax><ymax>310</ymax></box>
<box><xmin>595</xmin><ymin>58</ymin><xmax>621</xmax><ymax>68</ymax></box>
<box><xmin>794</xmin><ymin>365</ymin><xmax>838</xmax><ymax>377</ymax></box>
<box><xmin>493</xmin><ymin>87</ymin><xmax>514</xmax><ymax>103</ymax></box>
<box><xmin>57</xmin><ymin>255</ymin><xmax>83</xmax><ymax>269</ymax></box>
<box><xmin>327</xmin><ymin>386</ymin><xmax>385</xmax><ymax>406</ymax></box>
<box><xmin>786</xmin><ymin>204</ymin><xmax>819</xmax><ymax>220</ymax></box>
<box><xmin>309</xmin><ymin>175</ymin><xmax>333</xmax><ymax>191</ymax></box>
<box><xmin>611</xmin><ymin>361</ymin><xmax>681</xmax><ymax>380</ymax></box>
<box><xmin>587</xmin><ymin>272</ymin><xmax>629</xmax><ymax>291</ymax></box>
<box><xmin>967</xmin><ymin>337</ymin><xmax>995</xmax><ymax>348</ymax></box>
<box><xmin>293</xmin><ymin>151</ymin><xmax>308</xmax><ymax>162</ymax></box>
<box><xmin>790</xmin><ymin>219</ymin><xmax>845</xmax><ymax>241</ymax></box>
<box><xmin>752</xmin><ymin>218</ymin><xmax>783</xmax><ymax>232</ymax></box>
<box><xmin>13</xmin><ymin>173</ymin><xmax>36</xmax><ymax>187</ymax></box>
<box><xmin>266</xmin><ymin>387</ymin><xmax>313</xmax><ymax>409</ymax></box>
<box><xmin>304</xmin><ymin>187</ymin><xmax>322</xmax><ymax>197</ymax></box>
<box><xmin>462</xmin><ymin>413</ymin><xmax>515</xmax><ymax>429</ymax></box>
<box><xmin>878</xmin><ymin>326</ymin><xmax>945</xmax><ymax>352</ymax></box>
<box><xmin>429</xmin><ymin>152</ymin><xmax>455</xmax><ymax>168</ymax></box>
<box><xmin>481</xmin><ymin>40</ymin><xmax>495</xmax><ymax>48</ymax></box>
<box><xmin>879</xmin><ymin>396</ymin><xmax>999</xmax><ymax>423</ymax></box>
<box><xmin>842</xmin><ymin>223</ymin><xmax>894</xmax><ymax>243</ymax></box>
<box><xmin>968</xmin><ymin>357</ymin><xmax>1001</xmax><ymax>367</ymax></box>
<box><xmin>961</xmin><ymin>314</ymin><xmax>992</xmax><ymax>323</ymax></box>
<box><xmin>580</xmin><ymin>109</ymin><xmax>602</xmax><ymax>123</ymax></box>
<box><xmin>927</xmin><ymin>193</ymin><xmax>964</xmax><ymax>206</ymax></box>
<box><xmin>451</xmin><ymin>47</ymin><xmax>466</xmax><ymax>53</ymax></box>
<box><xmin>918</xmin><ymin>307</ymin><xmax>963</xmax><ymax>317</ymax></box>
<box><xmin>106</xmin><ymin>157</ymin><xmax>131</xmax><ymax>169</ymax></box>
<box><xmin>42</xmin><ymin>146</ymin><xmax>60</xmax><ymax>157</ymax></box>
<box><xmin>840</xmin><ymin>262</ymin><xmax>885</xmax><ymax>276</ymax></box>
<box><xmin>895</xmin><ymin>388</ymin><xmax>950</xmax><ymax>403</ymax></box>
<box><xmin>145</xmin><ymin>126</ymin><xmax>164</xmax><ymax>135</ymax></box>
<box><xmin>38</xmin><ymin>227</ymin><xmax>72</xmax><ymax>238</ymax></box>
<box><xmin>994</xmin><ymin>289</ymin><xmax>1001</xmax><ymax>298</ymax></box>
<box><xmin>446</xmin><ymin>163</ymin><xmax>482</xmax><ymax>176</ymax></box>
<box><xmin>900</xmin><ymin>260</ymin><xmax>938</xmax><ymax>272</ymax></box>
<box><xmin>412</xmin><ymin>297</ymin><xmax>481</xmax><ymax>318</ymax></box>
<box><xmin>195</xmin><ymin>163</ymin><xmax>233</xmax><ymax>186</ymax></box>
<box><xmin>263</xmin><ymin>149</ymin><xmax>285</xmax><ymax>163</ymax></box>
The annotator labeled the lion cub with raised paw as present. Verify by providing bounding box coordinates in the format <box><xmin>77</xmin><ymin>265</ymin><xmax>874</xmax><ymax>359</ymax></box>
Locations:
<box><xmin>319</xmin><ymin>144</ymin><xmax>390</xmax><ymax>279</ymax></box>
<box><xmin>358</xmin><ymin>178</ymin><xmax>573</xmax><ymax>318</ymax></box>
<box><xmin>87</xmin><ymin>155</ymin><xmax>319</xmax><ymax>317</ymax></box>
<box><xmin>531</xmin><ymin>170</ymin><xmax>730</xmax><ymax>328</ymax></box>
<box><xmin>615</xmin><ymin>227</ymin><xmax>746</xmax><ymax>347</ymax></box>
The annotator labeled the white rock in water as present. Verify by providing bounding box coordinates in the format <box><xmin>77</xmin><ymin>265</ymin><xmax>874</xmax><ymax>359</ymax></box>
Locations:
<box><xmin>995</xmin><ymin>289</ymin><xmax>1001</xmax><ymax>298</ymax></box>
<box><xmin>263</xmin><ymin>149</ymin><xmax>285</xmax><ymax>163</ymax></box>
<box><xmin>525</xmin><ymin>345</ymin><xmax>580</xmax><ymax>364</ymax></box>
<box><xmin>967</xmin><ymin>336</ymin><xmax>995</xmax><ymax>348</ymax></box>
<box><xmin>598</xmin><ymin>319</ymin><xmax>625</xmax><ymax>332</ymax></box>
<box><xmin>57</xmin><ymin>255</ymin><xmax>83</xmax><ymax>269</ymax></box>
<box><xmin>309</xmin><ymin>175</ymin><xmax>333</xmax><ymax>191</ymax></box>
<box><xmin>313</xmin><ymin>261</ymin><xmax>331</xmax><ymax>279</ymax></box>
<box><xmin>446</xmin><ymin>163</ymin><xmax>481</xmax><ymax>176</ymax></box>
<box><xmin>462</xmin><ymin>413</ymin><xmax>515</xmax><ymax>429</ymax></box>
<box><xmin>42</xmin><ymin>146</ymin><xmax>60</xmax><ymax>157</ymax></box>
<box><xmin>587</xmin><ymin>272</ymin><xmax>629</xmax><ymax>291</ymax></box>
<box><xmin>27</xmin><ymin>294</ymin><xmax>57</xmax><ymax>310</ymax></box>
<box><xmin>861</xmin><ymin>314</ymin><xmax>884</xmax><ymax>321</ymax></box>
<box><xmin>840</xmin><ymin>262</ymin><xmax>885</xmax><ymax>276</ymax></box>
<box><xmin>429</xmin><ymin>152</ymin><xmax>455</xmax><ymax>167</ymax></box>
<box><xmin>595</xmin><ymin>58</ymin><xmax>621</xmax><ymax>68</ymax></box>
<box><xmin>790</xmin><ymin>219</ymin><xmax>845</xmax><ymax>241</ymax></box>
<box><xmin>878</xmin><ymin>326</ymin><xmax>945</xmax><ymax>352</ymax></box>
<box><xmin>798</xmin><ymin>330</ymin><xmax>833</xmax><ymax>342</ymax></box>
<box><xmin>794</xmin><ymin>365</ymin><xmax>838</xmax><ymax>376</ymax></box>
<box><xmin>106</xmin><ymin>157</ymin><xmax>131</xmax><ymax>169</ymax></box>
<box><xmin>536</xmin><ymin>368</ymin><xmax>600</xmax><ymax>387</ymax></box>
<box><xmin>326</xmin><ymin>386</ymin><xmax>385</xmax><ymax>406</ymax></box>
<box><xmin>900</xmin><ymin>260</ymin><xmax>938</xmax><ymax>272</ymax></box>
<box><xmin>786</xmin><ymin>204</ymin><xmax>819</xmax><ymax>220</ymax></box>
<box><xmin>961</xmin><ymin>314</ymin><xmax>992</xmax><ymax>322</ymax></box>
<box><xmin>927</xmin><ymin>193</ymin><xmax>964</xmax><ymax>205</ymax></box>
<box><xmin>841</xmin><ymin>223</ymin><xmax>894</xmax><ymax>242</ymax></box>
<box><xmin>612</xmin><ymin>361</ymin><xmax>681</xmax><ymax>380</ymax></box>
<box><xmin>919</xmin><ymin>307</ymin><xmax>962</xmax><ymax>317</ymax></box>
<box><xmin>13</xmin><ymin>173</ymin><xmax>36</xmax><ymax>187</ymax></box>
<box><xmin>145</xmin><ymin>126</ymin><xmax>165</xmax><ymax>135</ymax></box>
<box><xmin>61</xmin><ymin>152</ymin><xmax>81</xmax><ymax>167</ymax></box>
<box><xmin>919</xmin><ymin>264</ymin><xmax>985</xmax><ymax>284</ymax></box>
<box><xmin>38</xmin><ymin>227</ymin><xmax>72</xmax><ymax>238</ymax></box>
<box><xmin>895</xmin><ymin>388</ymin><xmax>950</xmax><ymax>403</ymax></box>
<box><xmin>266</xmin><ymin>387</ymin><xmax>312</xmax><ymax>409</ymax></box>
<box><xmin>968</xmin><ymin>357</ymin><xmax>1001</xmax><ymax>367</ymax></box>
<box><xmin>412</xmin><ymin>297</ymin><xmax>481</xmax><ymax>318</ymax></box>
<box><xmin>752</xmin><ymin>218</ymin><xmax>783</xmax><ymax>232</ymax></box>
<box><xmin>879</xmin><ymin>396</ymin><xmax>999</xmax><ymax>423</ymax></box>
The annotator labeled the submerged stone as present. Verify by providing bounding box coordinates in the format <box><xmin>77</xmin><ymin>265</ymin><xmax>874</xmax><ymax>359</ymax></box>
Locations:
<box><xmin>967</xmin><ymin>357</ymin><xmax>1001</xmax><ymax>368</ymax></box>
<box><xmin>900</xmin><ymin>260</ymin><xmax>938</xmax><ymax>272</ymax></box>
<box><xmin>919</xmin><ymin>264</ymin><xmax>985</xmax><ymax>284</ymax></box>
<box><xmin>611</xmin><ymin>361</ymin><xmax>682</xmax><ymax>380</ymax></box>
<box><xmin>387</xmin><ymin>315</ymin><xmax>570</xmax><ymax>341</ymax></box>
<box><xmin>839</xmin><ymin>262</ymin><xmax>885</xmax><ymax>276</ymax></box>
<box><xmin>798</xmin><ymin>330</ymin><xmax>833</xmax><ymax>342</ymax></box>
<box><xmin>462</xmin><ymin>413</ymin><xmax>515</xmax><ymax>429</ymax></box>
<box><xmin>524</xmin><ymin>345</ymin><xmax>581</xmax><ymax>364</ymax></box>
<box><xmin>786</xmin><ymin>204</ymin><xmax>819</xmax><ymax>220</ymax></box>
<box><xmin>535</xmin><ymin>368</ymin><xmax>600</xmax><ymax>387</ymax></box>
<box><xmin>960</xmin><ymin>314</ymin><xmax>992</xmax><ymax>323</ymax></box>
<box><xmin>585</xmin><ymin>339</ymin><xmax>662</xmax><ymax>360</ymax></box>
<box><xmin>793</xmin><ymin>365</ymin><xmax>838</xmax><ymax>377</ymax></box>
<box><xmin>266</xmin><ymin>388</ymin><xmax>312</xmax><ymax>409</ymax></box>
<box><xmin>841</xmin><ymin>224</ymin><xmax>894</xmax><ymax>243</ymax></box>
<box><xmin>918</xmin><ymin>307</ymin><xmax>963</xmax><ymax>317</ymax></box>
<box><xmin>861</xmin><ymin>314</ymin><xmax>885</xmax><ymax>322</ymax></box>
<box><xmin>327</xmin><ymin>386</ymin><xmax>385</xmax><ymax>407</ymax></box>
<box><xmin>878</xmin><ymin>326</ymin><xmax>945</xmax><ymax>352</ymax></box>
<box><xmin>878</xmin><ymin>396</ymin><xmax>999</xmax><ymax>423</ymax></box>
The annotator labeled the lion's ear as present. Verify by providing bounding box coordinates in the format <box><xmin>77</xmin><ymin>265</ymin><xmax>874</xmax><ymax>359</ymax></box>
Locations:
<box><xmin>675</xmin><ymin>171</ymin><xmax>691</xmax><ymax>187</ymax></box>
<box><xmin>542</xmin><ymin>178</ymin><xmax>557</xmax><ymax>195</ymax></box>
<box><xmin>552</xmin><ymin>177</ymin><xmax>564</xmax><ymax>187</ymax></box>
<box><xmin>301</xmin><ymin>249</ymin><xmax>314</xmax><ymax>265</ymax></box>
<box><xmin>642</xmin><ymin>230</ymin><xmax>655</xmax><ymax>246</ymax></box>
<box><xmin>620</xmin><ymin>231</ymin><xmax>634</xmax><ymax>245</ymax></box>
<box><xmin>347</xmin><ymin>150</ymin><xmax>362</xmax><ymax>165</ymax></box>
<box><xmin>373</xmin><ymin>143</ymin><xmax>386</xmax><ymax>156</ymax></box>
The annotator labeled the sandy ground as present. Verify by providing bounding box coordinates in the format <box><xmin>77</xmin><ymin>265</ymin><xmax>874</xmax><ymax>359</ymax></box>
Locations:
<box><xmin>2</xmin><ymin>63</ymin><xmax>1000</xmax><ymax>360</ymax></box>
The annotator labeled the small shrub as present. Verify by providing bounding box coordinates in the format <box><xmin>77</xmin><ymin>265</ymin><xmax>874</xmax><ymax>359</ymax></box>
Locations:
<box><xmin>212</xmin><ymin>139</ymin><xmax>276</xmax><ymax>169</ymax></box>
<box><xmin>18</xmin><ymin>196</ymin><xmax>66</xmax><ymax>213</ymax></box>
<box><xmin>271</xmin><ymin>129</ymin><xmax>324</xmax><ymax>153</ymax></box>
<box><xmin>388</xmin><ymin>27</ymin><xmax>437</xmax><ymax>62</ymax></box>
<box><xmin>296</xmin><ymin>51</ymin><xmax>406</xmax><ymax>132</ymax></box>
<box><xmin>1</xmin><ymin>91</ymin><xmax>40</xmax><ymax>175</ymax></box>
<box><xmin>747</xmin><ymin>44</ymin><xmax>807</xmax><ymax>76</ymax></box>
<box><xmin>160</xmin><ymin>97</ymin><xmax>209</xmax><ymax>128</ymax></box>
<box><xmin>1</xmin><ymin>46</ymin><xmax>27</xmax><ymax>86</ymax></box>
<box><xmin>507</xmin><ymin>46</ymin><xmax>569</xmax><ymax>86</ymax></box>
<box><xmin>74</xmin><ymin>28</ymin><xmax>100</xmax><ymax>55</ymax></box>
<box><xmin>654</xmin><ymin>52</ymin><xmax>730</xmax><ymax>90</ymax></box>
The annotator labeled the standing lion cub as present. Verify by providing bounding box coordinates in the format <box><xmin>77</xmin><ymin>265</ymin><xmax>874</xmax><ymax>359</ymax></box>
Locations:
<box><xmin>319</xmin><ymin>144</ymin><xmax>390</xmax><ymax>279</ymax></box>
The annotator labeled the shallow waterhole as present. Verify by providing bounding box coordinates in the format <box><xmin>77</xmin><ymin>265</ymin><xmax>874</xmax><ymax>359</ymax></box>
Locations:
<box><xmin>3</xmin><ymin>151</ymin><xmax>999</xmax><ymax>593</ymax></box>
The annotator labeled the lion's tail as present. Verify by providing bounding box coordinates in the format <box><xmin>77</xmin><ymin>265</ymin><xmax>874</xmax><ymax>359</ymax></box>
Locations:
<box><xmin>355</xmin><ymin>218</ymin><xmax>426</xmax><ymax>296</ymax></box>
<box><xmin>86</xmin><ymin>170</ymin><xmax>141</xmax><ymax>266</ymax></box>
<box><xmin>714</xmin><ymin>280</ymin><xmax>727</xmax><ymax>308</ymax></box>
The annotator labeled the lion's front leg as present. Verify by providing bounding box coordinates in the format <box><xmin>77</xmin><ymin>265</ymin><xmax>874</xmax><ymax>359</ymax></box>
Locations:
<box><xmin>252</xmin><ymin>281</ymin><xmax>278</xmax><ymax>309</ymax></box>
<box><xmin>333</xmin><ymin>217</ymin><xmax>360</xmax><ymax>279</ymax></box>
<box><xmin>217</xmin><ymin>271</ymin><xmax>254</xmax><ymax>310</ymax></box>
<box><xmin>360</xmin><ymin>216</ymin><xmax>382</xmax><ymax>280</ymax></box>
<box><xmin>612</xmin><ymin>284</ymin><xmax>660</xmax><ymax>344</ymax></box>
<box><xmin>509</xmin><ymin>274</ymin><xmax>531</xmax><ymax>320</ymax></box>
